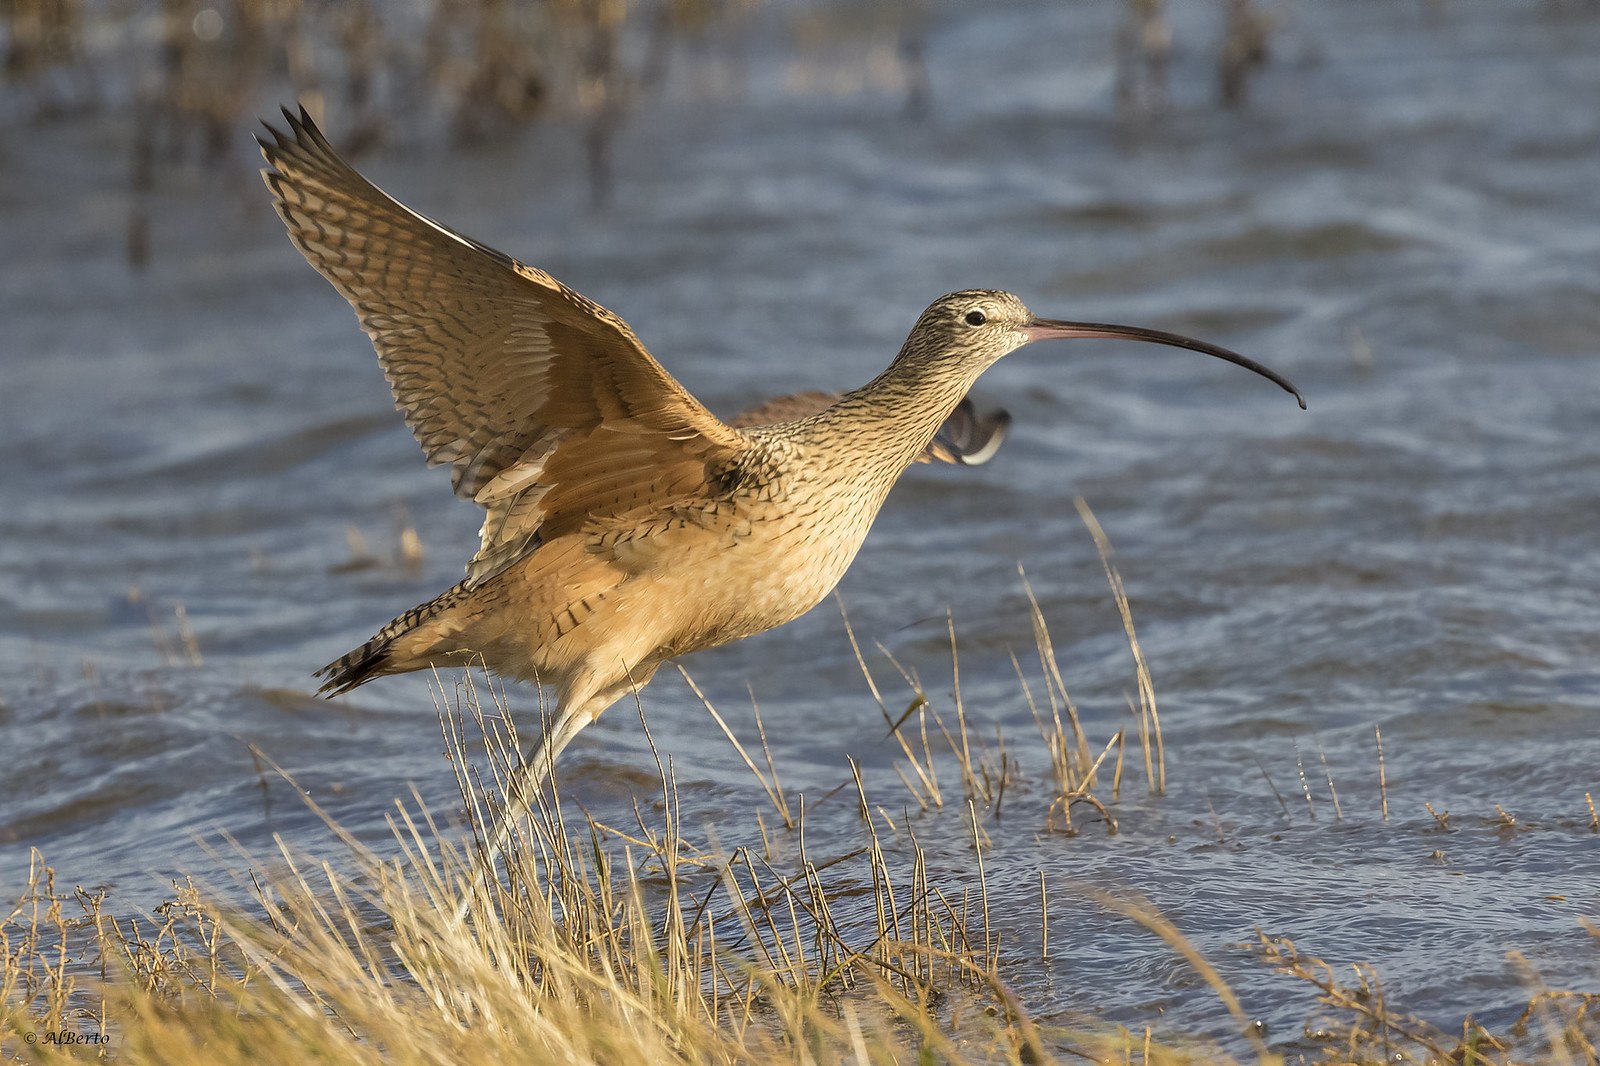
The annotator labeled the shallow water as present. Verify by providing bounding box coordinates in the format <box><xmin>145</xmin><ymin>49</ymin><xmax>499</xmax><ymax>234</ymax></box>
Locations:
<box><xmin>4</xmin><ymin>0</ymin><xmax>1599</xmax><ymax>1051</ymax></box>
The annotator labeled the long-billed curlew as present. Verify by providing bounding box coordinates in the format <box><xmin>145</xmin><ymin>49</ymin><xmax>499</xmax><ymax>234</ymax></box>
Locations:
<box><xmin>258</xmin><ymin>107</ymin><xmax>1304</xmax><ymax>874</ymax></box>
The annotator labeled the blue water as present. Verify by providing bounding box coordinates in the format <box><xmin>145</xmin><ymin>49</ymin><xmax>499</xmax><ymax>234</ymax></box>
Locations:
<box><xmin>3</xmin><ymin>0</ymin><xmax>1598</xmax><ymax>1051</ymax></box>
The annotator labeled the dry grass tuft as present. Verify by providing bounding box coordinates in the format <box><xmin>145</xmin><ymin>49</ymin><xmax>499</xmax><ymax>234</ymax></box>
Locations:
<box><xmin>0</xmin><ymin>509</ymin><xmax>1175</xmax><ymax>1063</ymax></box>
<box><xmin>832</xmin><ymin>500</ymin><xmax>1159</xmax><ymax>840</ymax></box>
<box><xmin>5</xmin><ymin>513</ymin><xmax>1597</xmax><ymax>1065</ymax></box>
<box><xmin>1248</xmin><ymin>932</ymin><xmax>1600</xmax><ymax>1065</ymax></box>
<box><xmin>1</xmin><ymin>660</ymin><xmax>1164</xmax><ymax>1064</ymax></box>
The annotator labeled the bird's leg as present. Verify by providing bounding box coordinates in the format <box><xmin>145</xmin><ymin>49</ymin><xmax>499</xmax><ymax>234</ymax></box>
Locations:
<box><xmin>455</xmin><ymin>673</ymin><xmax>646</xmax><ymax>922</ymax></box>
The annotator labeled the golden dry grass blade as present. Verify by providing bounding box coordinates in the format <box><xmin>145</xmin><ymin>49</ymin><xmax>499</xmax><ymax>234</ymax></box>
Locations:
<box><xmin>1074</xmin><ymin>497</ymin><xmax>1164</xmax><ymax>795</ymax></box>
<box><xmin>677</xmin><ymin>665</ymin><xmax>793</xmax><ymax>828</ymax></box>
<box><xmin>1084</xmin><ymin>886</ymin><xmax>1277</xmax><ymax>1066</ymax></box>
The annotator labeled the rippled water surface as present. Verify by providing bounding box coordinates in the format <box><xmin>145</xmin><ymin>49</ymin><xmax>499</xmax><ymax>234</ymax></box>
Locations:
<box><xmin>5</xmin><ymin>0</ymin><xmax>1599</xmax><ymax>1051</ymax></box>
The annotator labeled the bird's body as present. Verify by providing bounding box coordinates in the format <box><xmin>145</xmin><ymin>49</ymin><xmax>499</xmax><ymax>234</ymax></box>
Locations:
<box><xmin>258</xmin><ymin>107</ymin><xmax>1304</xmax><ymax>824</ymax></box>
<box><xmin>317</xmin><ymin>337</ymin><xmax>997</xmax><ymax>757</ymax></box>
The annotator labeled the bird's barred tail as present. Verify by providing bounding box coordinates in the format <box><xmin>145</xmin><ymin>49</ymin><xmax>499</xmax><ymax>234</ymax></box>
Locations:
<box><xmin>314</xmin><ymin>579</ymin><xmax>474</xmax><ymax>696</ymax></box>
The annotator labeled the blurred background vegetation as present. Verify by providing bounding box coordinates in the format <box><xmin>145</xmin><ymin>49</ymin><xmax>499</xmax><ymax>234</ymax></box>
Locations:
<box><xmin>0</xmin><ymin>0</ymin><xmax>1313</xmax><ymax>257</ymax></box>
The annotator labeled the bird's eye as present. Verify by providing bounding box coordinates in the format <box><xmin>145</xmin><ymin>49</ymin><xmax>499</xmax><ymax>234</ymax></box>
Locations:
<box><xmin>964</xmin><ymin>310</ymin><xmax>987</xmax><ymax>326</ymax></box>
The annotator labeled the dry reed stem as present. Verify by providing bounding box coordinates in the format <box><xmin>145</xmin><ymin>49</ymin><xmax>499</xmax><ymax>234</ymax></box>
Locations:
<box><xmin>1425</xmin><ymin>802</ymin><xmax>1451</xmax><ymax>830</ymax></box>
<box><xmin>1038</xmin><ymin>870</ymin><xmax>1049</xmax><ymax>965</ymax></box>
<box><xmin>1375</xmin><ymin>725</ymin><xmax>1389</xmax><ymax>820</ymax></box>
<box><xmin>1018</xmin><ymin>565</ymin><xmax>1094</xmax><ymax>775</ymax></box>
<box><xmin>948</xmin><ymin>611</ymin><xmax>980</xmax><ymax>803</ymax></box>
<box><xmin>838</xmin><ymin>596</ymin><xmax>941</xmax><ymax>808</ymax></box>
<box><xmin>677</xmin><ymin>665</ymin><xmax>793</xmax><ymax>828</ymax></box>
<box><xmin>1248</xmin><ymin>932</ymin><xmax>1491</xmax><ymax>1063</ymax></box>
<box><xmin>1294</xmin><ymin>743</ymin><xmax>1316</xmax><ymax>822</ymax></box>
<box><xmin>1254</xmin><ymin>757</ymin><xmax>1289</xmax><ymax>818</ymax></box>
<box><xmin>1088</xmin><ymin>887</ymin><xmax>1274</xmax><ymax>1065</ymax></box>
<box><xmin>1315</xmin><ymin>735</ymin><xmax>1343</xmax><ymax>821</ymax></box>
<box><xmin>1074</xmin><ymin>498</ymin><xmax>1164</xmax><ymax>794</ymax></box>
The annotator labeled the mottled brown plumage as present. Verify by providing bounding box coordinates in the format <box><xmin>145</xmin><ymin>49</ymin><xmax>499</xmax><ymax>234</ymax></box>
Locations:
<box><xmin>729</xmin><ymin>392</ymin><xmax>1011</xmax><ymax>467</ymax></box>
<box><xmin>258</xmin><ymin>106</ymin><xmax>1304</xmax><ymax>877</ymax></box>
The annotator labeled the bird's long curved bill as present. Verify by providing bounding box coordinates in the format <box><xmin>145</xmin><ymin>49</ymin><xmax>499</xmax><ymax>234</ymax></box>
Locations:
<box><xmin>1023</xmin><ymin>318</ymin><xmax>1307</xmax><ymax>410</ymax></box>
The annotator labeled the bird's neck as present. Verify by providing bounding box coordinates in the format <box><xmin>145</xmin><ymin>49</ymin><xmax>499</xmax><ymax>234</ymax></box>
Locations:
<box><xmin>815</xmin><ymin>357</ymin><xmax>977</xmax><ymax>476</ymax></box>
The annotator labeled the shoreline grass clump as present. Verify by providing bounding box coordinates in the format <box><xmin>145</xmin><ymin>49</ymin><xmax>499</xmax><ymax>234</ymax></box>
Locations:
<box><xmin>0</xmin><ymin>674</ymin><xmax>1083</xmax><ymax>1064</ymax></box>
<box><xmin>6</xmin><ymin>685</ymin><xmax>1598</xmax><ymax>1065</ymax></box>
<box><xmin>0</xmin><ymin>507</ymin><xmax>1179</xmax><ymax>1064</ymax></box>
<box><xmin>824</xmin><ymin>499</ymin><xmax>1161</xmax><ymax>840</ymax></box>
<box><xmin>5</xmin><ymin>509</ymin><xmax>1598</xmax><ymax>1063</ymax></box>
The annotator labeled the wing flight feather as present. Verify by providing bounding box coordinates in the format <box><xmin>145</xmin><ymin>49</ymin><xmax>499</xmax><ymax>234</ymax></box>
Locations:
<box><xmin>259</xmin><ymin>107</ymin><xmax>747</xmax><ymax>585</ymax></box>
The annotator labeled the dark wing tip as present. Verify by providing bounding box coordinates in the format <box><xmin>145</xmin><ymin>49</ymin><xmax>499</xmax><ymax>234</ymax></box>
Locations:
<box><xmin>257</xmin><ymin>102</ymin><xmax>330</xmax><ymax>164</ymax></box>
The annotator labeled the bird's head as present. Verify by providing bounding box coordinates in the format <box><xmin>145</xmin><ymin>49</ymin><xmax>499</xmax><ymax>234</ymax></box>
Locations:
<box><xmin>896</xmin><ymin>290</ymin><xmax>1036</xmax><ymax>372</ymax></box>
<box><xmin>896</xmin><ymin>289</ymin><xmax>1306</xmax><ymax>409</ymax></box>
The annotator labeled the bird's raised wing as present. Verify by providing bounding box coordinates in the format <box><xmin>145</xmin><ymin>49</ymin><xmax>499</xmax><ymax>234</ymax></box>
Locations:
<box><xmin>730</xmin><ymin>391</ymin><xmax>1010</xmax><ymax>467</ymax></box>
<box><xmin>259</xmin><ymin>107</ymin><xmax>748</xmax><ymax>585</ymax></box>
